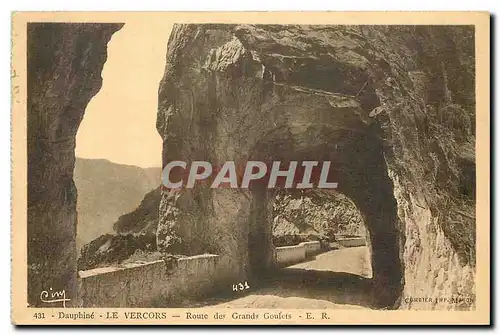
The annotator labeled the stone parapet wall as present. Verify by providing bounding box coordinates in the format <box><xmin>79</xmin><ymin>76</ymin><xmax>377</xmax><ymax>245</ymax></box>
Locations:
<box><xmin>78</xmin><ymin>254</ymin><xmax>227</xmax><ymax>307</ymax></box>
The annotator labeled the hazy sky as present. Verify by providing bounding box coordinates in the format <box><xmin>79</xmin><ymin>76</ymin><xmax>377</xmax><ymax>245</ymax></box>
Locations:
<box><xmin>76</xmin><ymin>21</ymin><xmax>173</xmax><ymax>168</ymax></box>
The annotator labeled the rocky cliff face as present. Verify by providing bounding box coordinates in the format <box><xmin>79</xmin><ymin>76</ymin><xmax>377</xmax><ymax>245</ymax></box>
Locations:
<box><xmin>113</xmin><ymin>187</ymin><xmax>161</xmax><ymax>234</ymax></box>
<box><xmin>27</xmin><ymin>23</ymin><xmax>122</xmax><ymax>306</ymax></box>
<box><xmin>272</xmin><ymin>190</ymin><xmax>366</xmax><ymax>246</ymax></box>
<box><xmin>157</xmin><ymin>25</ymin><xmax>475</xmax><ymax>309</ymax></box>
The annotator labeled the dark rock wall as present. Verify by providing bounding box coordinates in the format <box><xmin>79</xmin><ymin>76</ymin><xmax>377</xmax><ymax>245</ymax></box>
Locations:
<box><xmin>157</xmin><ymin>25</ymin><xmax>475</xmax><ymax>309</ymax></box>
<box><xmin>27</xmin><ymin>23</ymin><xmax>122</xmax><ymax>306</ymax></box>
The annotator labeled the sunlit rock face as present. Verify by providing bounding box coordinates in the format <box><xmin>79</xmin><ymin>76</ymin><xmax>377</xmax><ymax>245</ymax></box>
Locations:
<box><xmin>272</xmin><ymin>189</ymin><xmax>366</xmax><ymax>245</ymax></box>
<box><xmin>158</xmin><ymin>24</ymin><xmax>475</xmax><ymax>309</ymax></box>
<box><xmin>27</xmin><ymin>23</ymin><xmax>123</xmax><ymax>306</ymax></box>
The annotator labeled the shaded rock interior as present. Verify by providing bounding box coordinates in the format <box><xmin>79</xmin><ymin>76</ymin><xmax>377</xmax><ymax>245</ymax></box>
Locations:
<box><xmin>27</xmin><ymin>23</ymin><xmax>123</xmax><ymax>306</ymax></box>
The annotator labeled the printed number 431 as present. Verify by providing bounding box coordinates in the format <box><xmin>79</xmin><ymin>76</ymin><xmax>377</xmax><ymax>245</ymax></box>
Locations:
<box><xmin>33</xmin><ymin>312</ymin><xmax>45</xmax><ymax>319</ymax></box>
<box><xmin>232</xmin><ymin>281</ymin><xmax>250</xmax><ymax>292</ymax></box>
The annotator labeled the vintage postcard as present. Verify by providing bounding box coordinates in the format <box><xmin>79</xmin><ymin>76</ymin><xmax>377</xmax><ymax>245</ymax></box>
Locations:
<box><xmin>11</xmin><ymin>12</ymin><xmax>490</xmax><ymax>325</ymax></box>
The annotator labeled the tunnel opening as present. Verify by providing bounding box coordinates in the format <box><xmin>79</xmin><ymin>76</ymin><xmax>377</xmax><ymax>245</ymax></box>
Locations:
<box><xmin>270</xmin><ymin>188</ymin><xmax>371</xmax><ymax>264</ymax></box>
<box><xmin>267</xmin><ymin>188</ymin><xmax>376</xmax><ymax>308</ymax></box>
<box><xmin>244</xmin><ymin>110</ymin><xmax>404</xmax><ymax>309</ymax></box>
<box><xmin>73</xmin><ymin>24</ymin><xmax>168</xmax><ymax>272</ymax></box>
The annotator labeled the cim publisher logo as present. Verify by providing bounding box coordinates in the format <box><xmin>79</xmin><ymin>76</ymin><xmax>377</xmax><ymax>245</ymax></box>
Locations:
<box><xmin>162</xmin><ymin>160</ymin><xmax>339</xmax><ymax>190</ymax></box>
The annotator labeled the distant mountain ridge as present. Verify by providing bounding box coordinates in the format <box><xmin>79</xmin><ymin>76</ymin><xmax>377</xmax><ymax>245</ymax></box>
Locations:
<box><xmin>74</xmin><ymin>157</ymin><xmax>162</xmax><ymax>251</ymax></box>
<box><xmin>77</xmin><ymin>186</ymin><xmax>161</xmax><ymax>271</ymax></box>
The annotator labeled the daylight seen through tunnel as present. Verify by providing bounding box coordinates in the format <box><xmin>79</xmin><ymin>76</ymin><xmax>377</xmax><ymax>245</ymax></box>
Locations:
<box><xmin>75</xmin><ymin>23</ymin><xmax>167</xmax><ymax>266</ymax></box>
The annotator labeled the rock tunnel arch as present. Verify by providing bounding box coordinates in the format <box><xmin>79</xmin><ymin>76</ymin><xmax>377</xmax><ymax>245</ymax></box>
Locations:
<box><xmin>156</xmin><ymin>25</ymin><xmax>406</xmax><ymax>308</ymax></box>
<box><xmin>242</xmin><ymin>107</ymin><xmax>404</xmax><ymax>308</ymax></box>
